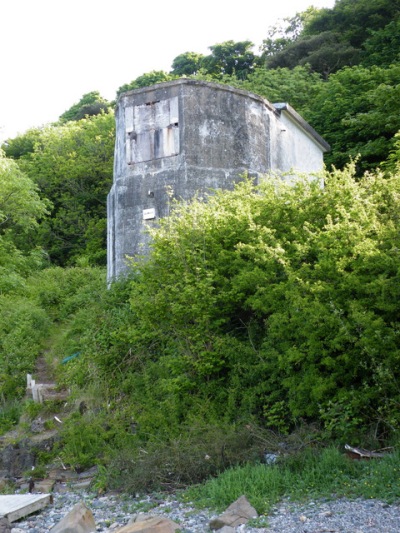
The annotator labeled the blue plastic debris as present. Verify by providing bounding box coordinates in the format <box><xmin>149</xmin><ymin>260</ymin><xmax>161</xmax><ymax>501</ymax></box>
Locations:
<box><xmin>61</xmin><ymin>352</ymin><xmax>81</xmax><ymax>364</ymax></box>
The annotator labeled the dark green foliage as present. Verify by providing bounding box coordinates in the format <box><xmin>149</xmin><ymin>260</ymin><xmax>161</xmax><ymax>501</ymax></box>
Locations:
<box><xmin>19</xmin><ymin>112</ymin><xmax>115</xmax><ymax>266</ymax></box>
<box><xmin>265</xmin><ymin>31</ymin><xmax>360</xmax><ymax>78</ymax></box>
<box><xmin>305</xmin><ymin>64</ymin><xmax>400</xmax><ymax>173</ymax></box>
<box><xmin>262</xmin><ymin>0</ymin><xmax>399</xmax><ymax>77</ymax></box>
<box><xmin>171</xmin><ymin>52</ymin><xmax>205</xmax><ymax>76</ymax></box>
<box><xmin>58</xmin><ymin>91</ymin><xmax>111</xmax><ymax>123</ymax></box>
<box><xmin>304</xmin><ymin>0</ymin><xmax>399</xmax><ymax>49</ymax></box>
<box><xmin>0</xmin><ymin>400</ymin><xmax>22</xmax><ymax>434</ymax></box>
<box><xmin>361</xmin><ymin>18</ymin><xmax>400</xmax><ymax>68</ymax></box>
<box><xmin>115</xmin><ymin>168</ymin><xmax>400</xmax><ymax>439</ymax></box>
<box><xmin>116</xmin><ymin>71</ymin><xmax>175</xmax><ymax>98</ymax></box>
<box><xmin>200</xmin><ymin>41</ymin><xmax>260</xmax><ymax>80</ymax></box>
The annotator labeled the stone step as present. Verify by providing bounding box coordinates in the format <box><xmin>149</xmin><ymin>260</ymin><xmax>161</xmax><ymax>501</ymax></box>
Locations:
<box><xmin>26</xmin><ymin>375</ymin><xmax>69</xmax><ymax>404</ymax></box>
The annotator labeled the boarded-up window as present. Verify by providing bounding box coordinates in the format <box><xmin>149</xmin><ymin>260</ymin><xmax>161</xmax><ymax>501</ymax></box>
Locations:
<box><xmin>125</xmin><ymin>97</ymin><xmax>180</xmax><ymax>164</ymax></box>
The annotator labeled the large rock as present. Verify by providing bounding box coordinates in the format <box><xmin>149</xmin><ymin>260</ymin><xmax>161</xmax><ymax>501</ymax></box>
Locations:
<box><xmin>0</xmin><ymin>440</ymin><xmax>35</xmax><ymax>477</ymax></box>
<box><xmin>209</xmin><ymin>495</ymin><xmax>258</xmax><ymax>530</ymax></box>
<box><xmin>50</xmin><ymin>502</ymin><xmax>96</xmax><ymax>533</ymax></box>
<box><xmin>114</xmin><ymin>515</ymin><xmax>180</xmax><ymax>533</ymax></box>
<box><xmin>0</xmin><ymin>430</ymin><xmax>59</xmax><ymax>477</ymax></box>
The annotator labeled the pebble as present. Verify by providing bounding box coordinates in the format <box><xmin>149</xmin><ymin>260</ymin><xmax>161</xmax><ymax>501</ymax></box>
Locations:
<box><xmin>9</xmin><ymin>488</ymin><xmax>400</xmax><ymax>532</ymax></box>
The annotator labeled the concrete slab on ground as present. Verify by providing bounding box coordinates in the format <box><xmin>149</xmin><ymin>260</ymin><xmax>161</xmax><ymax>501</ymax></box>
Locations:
<box><xmin>0</xmin><ymin>494</ymin><xmax>51</xmax><ymax>522</ymax></box>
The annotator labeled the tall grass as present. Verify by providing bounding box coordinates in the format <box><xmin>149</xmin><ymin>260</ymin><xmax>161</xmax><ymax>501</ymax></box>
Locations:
<box><xmin>0</xmin><ymin>398</ymin><xmax>22</xmax><ymax>434</ymax></box>
<box><xmin>183</xmin><ymin>447</ymin><xmax>400</xmax><ymax>514</ymax></box>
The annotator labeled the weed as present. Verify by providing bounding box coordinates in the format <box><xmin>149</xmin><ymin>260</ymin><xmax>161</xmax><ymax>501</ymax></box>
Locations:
<box><xmin>183</xmin><ymin>446</ymin><xmax>400</xmax><ymax>514</ymax></box>
<box><xmin>0</xmin><ymin>398</ymin><xmax>22</xmax><ymax>434</ymax></box>
<box><xmin>106</xmin><ymin>422</ymin><xmax>267</xmax><ymax>494</ymax></box>
<box><xmin>247</xmin><ymin>516</ymin><xmax>270</xmax><ymax>528</ymax></box>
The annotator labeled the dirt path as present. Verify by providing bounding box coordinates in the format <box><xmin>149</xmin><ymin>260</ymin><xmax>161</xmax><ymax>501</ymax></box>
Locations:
<box><xmin>33</xmin><ymin>354</ymin><xmax>55</xmax><ymax>385</ymax></box>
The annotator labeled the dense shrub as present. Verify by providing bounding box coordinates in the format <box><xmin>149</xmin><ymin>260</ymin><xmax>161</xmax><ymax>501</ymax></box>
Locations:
<box><xmin>118</xmin><ymin>165</ymin><xmax>400</xmax><ymax>440</ymax></box>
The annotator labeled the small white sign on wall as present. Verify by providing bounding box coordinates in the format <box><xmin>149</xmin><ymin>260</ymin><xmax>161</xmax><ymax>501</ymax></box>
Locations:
<box><xmin>143</xmin><ymin>208</ymin><xmax>156</xmax><ymax>220</ymax></box>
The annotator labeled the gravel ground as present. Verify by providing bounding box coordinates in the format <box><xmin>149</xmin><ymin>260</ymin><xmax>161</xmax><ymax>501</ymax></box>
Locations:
<box><xmin>9</xmin><ymin>488</ymin><xmax>400</xmax><ymax>532</ymax></box>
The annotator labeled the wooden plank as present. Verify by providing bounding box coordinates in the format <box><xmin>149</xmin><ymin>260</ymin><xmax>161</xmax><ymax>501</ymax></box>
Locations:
<box><xmin>0</xmin><ymin>494</ymin><xmax>51</xmax><ymax>522</ymax></box>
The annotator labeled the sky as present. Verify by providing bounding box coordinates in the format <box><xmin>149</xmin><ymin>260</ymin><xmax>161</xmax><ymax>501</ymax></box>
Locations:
<box><xmin>1</xmin><ymin>0</ymin><xmax>335</xmax><ymax>143</ymax></box>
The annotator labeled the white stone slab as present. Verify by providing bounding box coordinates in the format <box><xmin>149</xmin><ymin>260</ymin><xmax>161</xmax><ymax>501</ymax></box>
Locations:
<box><xmin>0</xmin><ymin>494</ymin><xmax>51</xmax><ymax>522</ymax></box>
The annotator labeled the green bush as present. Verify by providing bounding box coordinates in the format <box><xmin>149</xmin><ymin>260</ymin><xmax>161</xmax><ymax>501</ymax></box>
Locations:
<box><xmin>56</xmin><ymin>165</ymin><xmax>400</xmax><ymax>443</ymax></box>
<box><xmin>0</xmin><ymin>399</ymin><xmax>22</xmax><ymax>435</ymax></box>
<box><xmin>118</xmin><ymin>165</ymin><xmax>400</xmax><ymax>440</ymax></box>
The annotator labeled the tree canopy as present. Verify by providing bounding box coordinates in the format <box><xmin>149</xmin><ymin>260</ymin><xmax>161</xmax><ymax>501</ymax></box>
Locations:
<box><xmin>0</xmin><ymin>150</ymin><xmax>49</xmax><ymax>292</ymax></box>
<box><xmin>59</xmin><ymin>91</ymin><xmax>111</xmax><ymax>123</ymax></box>
<box><xmin>18</xmin><ymin>112</ymin><xmax>115</xmax><ymax>266</ymax></box>
<box><xmin>200</xmin><ymin>40</ymin><xmax>259</xmax><ymax>79</ymax></box>
<box><xmin>170</xmin><ymin>52</ymin><xmax>205</xmax><ymax>76</ymax></box>
<box><xmin>261</xmin><ymin>0</ymin><xmax>400</xmax><ymax>77</ymax></box>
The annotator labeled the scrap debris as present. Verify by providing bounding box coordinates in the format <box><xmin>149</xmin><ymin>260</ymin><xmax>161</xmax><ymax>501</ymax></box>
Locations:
<box><xmin>344</xmin><ymin>444</ymin><xmax>392</xmax><ymax>460</ymax></box>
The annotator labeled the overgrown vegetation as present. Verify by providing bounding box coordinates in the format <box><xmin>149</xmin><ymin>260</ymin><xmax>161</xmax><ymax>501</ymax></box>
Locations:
<box><xmin>184</xmin><ymin>446</ymin><xmax>400</xmax><ymax>514</ymax></box>
<box><xmin>63</xmin><ymin>166</ymin><xmax>400</xmax><ymax>444</ymax></box>
<box><xmin>2</xmin><ymin>164</ymin><xmax>398</xmax><ymax>482</ymax></box>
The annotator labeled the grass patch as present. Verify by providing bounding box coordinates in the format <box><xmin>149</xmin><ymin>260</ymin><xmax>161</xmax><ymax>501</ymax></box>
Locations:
<box><xmin>0</xmin><ymin>398</ymin><xmax>22</xmax><ymax>435</ymax></box>
<box><xmin>183</xmin><ymin>446</ymin><xmax>400</xmax><ymax>514</ymax></box>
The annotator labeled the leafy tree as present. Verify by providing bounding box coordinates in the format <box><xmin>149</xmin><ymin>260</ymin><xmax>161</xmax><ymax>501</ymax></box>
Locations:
<box><xmin>261</xmin><ymin>8</ymin><xmax>321</xmax><ymax>61</ymax></box>
<box><xmin>240</xmin><ymin>65</ymin><xmax>324</xmax><ymax>116</ymax></box>
<box><xmin>0</xmin><ymin>150</ymin><xmax>48</xmax><ymax>233</ymax></box>
<box><xmin>201</xmin><ymin>41</ymin><xmax>259</xmax><ymax>80</ymax></box>
<box><xmin>262</xmin><ymin>0</ymin><xmax>399</xmax><ymax>76</ymax></box>
<box><xmin>19</xmin><ymin>112</ymin><xmax>115</xmax><ymax>266</ymax></box>
<box><xmin>2</xmin><ymin>128</ymin><xmax>44</xmax><ymax>160</ymax></box>
<box><xmin>361</xmin><ymin>18</ymin><xmax>400</xmax><ymax>68</ymax></box>
<box><xmin>304</xmin><ymin>0</ymin><xmax>399</xmax><ymax>49</ymax></box>
<box><xmin>265</xmin><ymin>31</ymin><xmax>360</xmax><ymax>78</ymax></box>
<box><xmin>59</xmin><ymin>91</ymin><xmax>111</xmax><ymax>123</ymax></box>
<box><xmin>117</xmin><ymin>71</ymin><xmax>175</xmax><ymax>97</ymax></box>
<box><xmin>170</xmin><ymin>52</ymin><xmax>205</xmax><ymax>76</ymax></box>
<box><xmin>305</xmin><ymin>64</ymin><xmax>400</xmax><ymax>173</ymax></box>
<box><xmin>0</xmin><ymin>150</ymin><xmax>49</xmax><ymax>291</ymax></box>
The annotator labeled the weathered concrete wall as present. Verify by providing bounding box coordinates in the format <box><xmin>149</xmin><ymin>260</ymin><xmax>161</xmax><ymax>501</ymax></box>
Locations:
<box><xmin>270</xmin><ymin>103</ymin><xmax>329</xmax><ymax>174</ymax></box>
<box><xmin>108</xmin><ymin>79</ymin><xmax>329</xmax><ymax>279</ymax></box>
